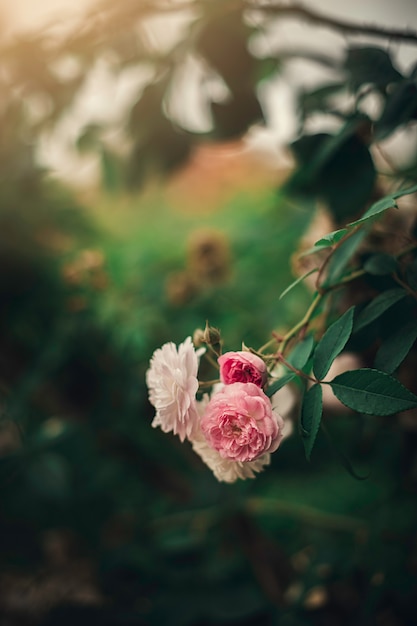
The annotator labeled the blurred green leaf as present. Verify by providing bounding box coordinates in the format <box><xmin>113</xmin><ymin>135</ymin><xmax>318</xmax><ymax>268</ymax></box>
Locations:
<box><xmin>279</xmin><ymin>267</ymin><xmax>318</xmax><ymax>300</ymax></box>
<box><xmin>287</xmin><ymin>118</ymin><xmax>376</xmax><ymax>222</ymax></box>
<box><xmin>374</xmin><ymin>320</ymin><xmax>417</xmax><ymax>374</ymax></box>
<box><xmin>363</xmin><ymin>253</ymin><xmax>398</xmax><ymax>275</ymax></box>
<box><xmin>344</xmin><ymin>46</ymin><xmax>403</xmax><ymax>91</ymax></box>
<box><xmin>375</xmin><ymin>79</ymin><xmax>417</xmax><ymax>140</ymax></box>
<box><xmin>354</xmin><ymin>288</ymin><xmax>407</xmax><ymax>332</ymax></box>
<box><xmin>406</xmin><ymin>257</ymin><xmax>417</xmax><ymax>291</ymax></box>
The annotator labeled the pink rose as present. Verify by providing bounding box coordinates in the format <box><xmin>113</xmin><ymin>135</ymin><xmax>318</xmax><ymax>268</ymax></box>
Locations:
<box><xmin>218</xmin><ymin>351</ymin><xmax>267</xmax><ymax>388</ymax></box>
<box><xmin>201</xmin><ymin>382</ymin><xmax>284</xmax><ymax>462</ymax></box>
<box><xmin>191</xmin><ymin>428</ymin><xmax>271</xmax><ymax>483</ymax></box>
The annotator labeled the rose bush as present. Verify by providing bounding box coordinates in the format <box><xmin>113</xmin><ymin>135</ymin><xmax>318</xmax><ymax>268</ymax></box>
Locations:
<box><xmin>146</xmin><ymin>338</ymin><xmax>288</xmax><ymax>482</ymax></box>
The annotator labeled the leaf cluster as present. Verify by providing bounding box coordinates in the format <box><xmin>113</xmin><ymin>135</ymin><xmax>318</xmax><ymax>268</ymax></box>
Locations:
<box><xmin>273</xmin><ymin>184</ymin><xmax>417</xmax><ymax>465</ymax></box>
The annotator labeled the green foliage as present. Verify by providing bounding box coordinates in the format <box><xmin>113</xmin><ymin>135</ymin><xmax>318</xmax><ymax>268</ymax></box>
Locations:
<box><xmin>354</xmin><ymin>288</ymin><xmax>407</xmax><ymax>332</ymax></box>
<box><xmin>279</xmin><ymin>268</ymin><xmax>318</xmax><ymax>300</ymax></box>
<box><xmin>374</xmin><ymin>320</ymin><xmax>417</xmax><ymax>374</ymax></box>
<box><xmin>313</xmin><ymin>307</ymin><xmax>354</xmax><ymax>380</ymax></box>
<box><xmin>324</xmin><ymin>227</ymin><xmax>367</xmax><ymax>285</ymax></box>
<box><xmin>287</xmin><ymin>335</ymin><xmax>315</xmax><ymax>370</ymax></box>
<box><xmin>348</xmin><ymin>183</ymin><xmax>417</xmax><ymax>226</ymax></box>
<box><xmin>329</xmin><ymin>369</ymin><xmax>417</xmax><ymax>415</ymax></box>
<box><xmin>300</xmin><ymin>384</ymin><xmax>323</xmax><ymax>460</ymax></box>
<box><xmin>313</xmin><ymin>228</ymin><xmax>348</xmax><ymax>249</ymax></box>
<box><xmin>376</xmin><ymin>79</ymin><xmax>417</xmax><ymax>139</ymax></box>
<box><xmin>363</xmin><ymin>253</ymin><xmax>398</xmax><ymax>275</ymax></box>
<box><xmin>265</xmin><ymin>373</ymin><xmax>296</xmax><ymax>398</ymax></box>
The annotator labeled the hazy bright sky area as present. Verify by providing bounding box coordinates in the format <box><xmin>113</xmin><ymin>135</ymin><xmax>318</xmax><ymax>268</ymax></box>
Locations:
<box><xmin>2</xmin><ymin>0</ymin><xmax>417</xmax><ymax>187</ymax></box>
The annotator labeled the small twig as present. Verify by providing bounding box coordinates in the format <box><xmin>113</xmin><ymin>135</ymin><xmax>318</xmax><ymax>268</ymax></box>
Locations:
<box><xmin>248</xmin><ymin>2</ymin><xmax>417</xmax><ymax>45</ymax></box>
<box><xmin>393</xmin><ymin>273</ymin><xmax>417</xmax><ymax>302</ymax></box>
<box><xmin>275</xmin><ymin>353</ymin><xmax>318</xmax><ymax>384</ymax></box>
<box><xmin>246</xmin><ymin>496</ymin><xmax>367</xmax><ymax>533</ymax></box>
<box><xmin>198</xmin><ymin>379</ymin><xmax>221</xmax><ymax>388</ymax></box>
<box><xmin>280</xmin><ymin>291</ymin><xmax>323</xmax><ymax>354</ymax></box>
<box><xmin>204</xmin><ymin>352</ymin><xmax>219</xmax><ymax>370</ymax></box>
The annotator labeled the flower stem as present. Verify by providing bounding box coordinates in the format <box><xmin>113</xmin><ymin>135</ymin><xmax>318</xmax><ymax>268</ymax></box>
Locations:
<box><xmin>280</xmin><ymin>291</ymin><xmax>323</xmax><ymax>353</ymax></box>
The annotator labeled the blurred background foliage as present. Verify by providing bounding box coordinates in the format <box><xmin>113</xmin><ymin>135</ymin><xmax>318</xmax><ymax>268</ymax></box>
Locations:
<box><xmin>1</xmin><ymin>0</ymin><xmax>417</xmax><ymax>624</ymax></box>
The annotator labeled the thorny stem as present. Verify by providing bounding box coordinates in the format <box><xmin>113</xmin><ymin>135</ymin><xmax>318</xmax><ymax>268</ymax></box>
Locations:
<box><xmin>258</xmin><ymin>336</ymin><xmax>279</xmax><ymax>354</ymax></box>
<box><xmin>275</xmin><ymin>353</ymin><xmax>318</xmax><ymax>384</ymax></box>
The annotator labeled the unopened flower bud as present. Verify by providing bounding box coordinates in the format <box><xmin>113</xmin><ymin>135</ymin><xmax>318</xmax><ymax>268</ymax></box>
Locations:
<box><xmin>203</xmin><ymin>323</ymin><xmax>221</xmax><ymax>346</ymax></box>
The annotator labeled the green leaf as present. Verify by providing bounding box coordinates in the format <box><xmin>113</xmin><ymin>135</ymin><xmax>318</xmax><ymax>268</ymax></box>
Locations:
<box><xmin>300</xmin><ymin>384</ymin><xmax>323</xmax><ymax>460</ymax></box>
<box><xmin>313</xmin><ymin>307</ymin><xmax>355</xmax><ymax>380</ymax></box>
<box><xmin>324</xmin><ymin>227</ymin><xmax>367</xmax><ymax>286</ymax></box>
<box><xmin>279</xmin><ymin>268</ymin><xmax>318</xmax><ymax>300</ymax></box>
<box><xmin>329</xmin><ymin>368</ymin><xmax>417</xmax><ymax>415</ymax></box>
<box><xmin>348</xmin><ymin>183</ymin><xmax>417</xmax><ymax>226</ymax></box>
<box><xmin>374</xmin><ymin>320</ymin><xmax>417</xmax><ymax>374</ymax></box>
<box><xmin>354</xmin><ymin>288</ymin><xmax>407</xmax><ymax>332</ymax></box>
<box><xmin>298</xmin><ymin>226</ymin><xmax>349</xmax><ymax>258</ymax></box>
<box><xmin>266</xmin><ymin>373</ymin><xmax>296</xmax><ymax>398</ymax></box>
<box><xmin>314</xmin><ymin>228</ymin><xmax>348</xmax><ymax>249</ymax></box>
<box><xmin>287</xmin><ymin>335</ymin><xmax>315</xmax><ymax>370</ymax></box>
<box><xmin>347</xmin><ymin>197</ymin><xmax>395</xmax><ymax>226</ymax></box>
<box><xmin>363</xmin><ymin>253</ymin><xmax>398</xmax><ymax>275</ymax></box>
